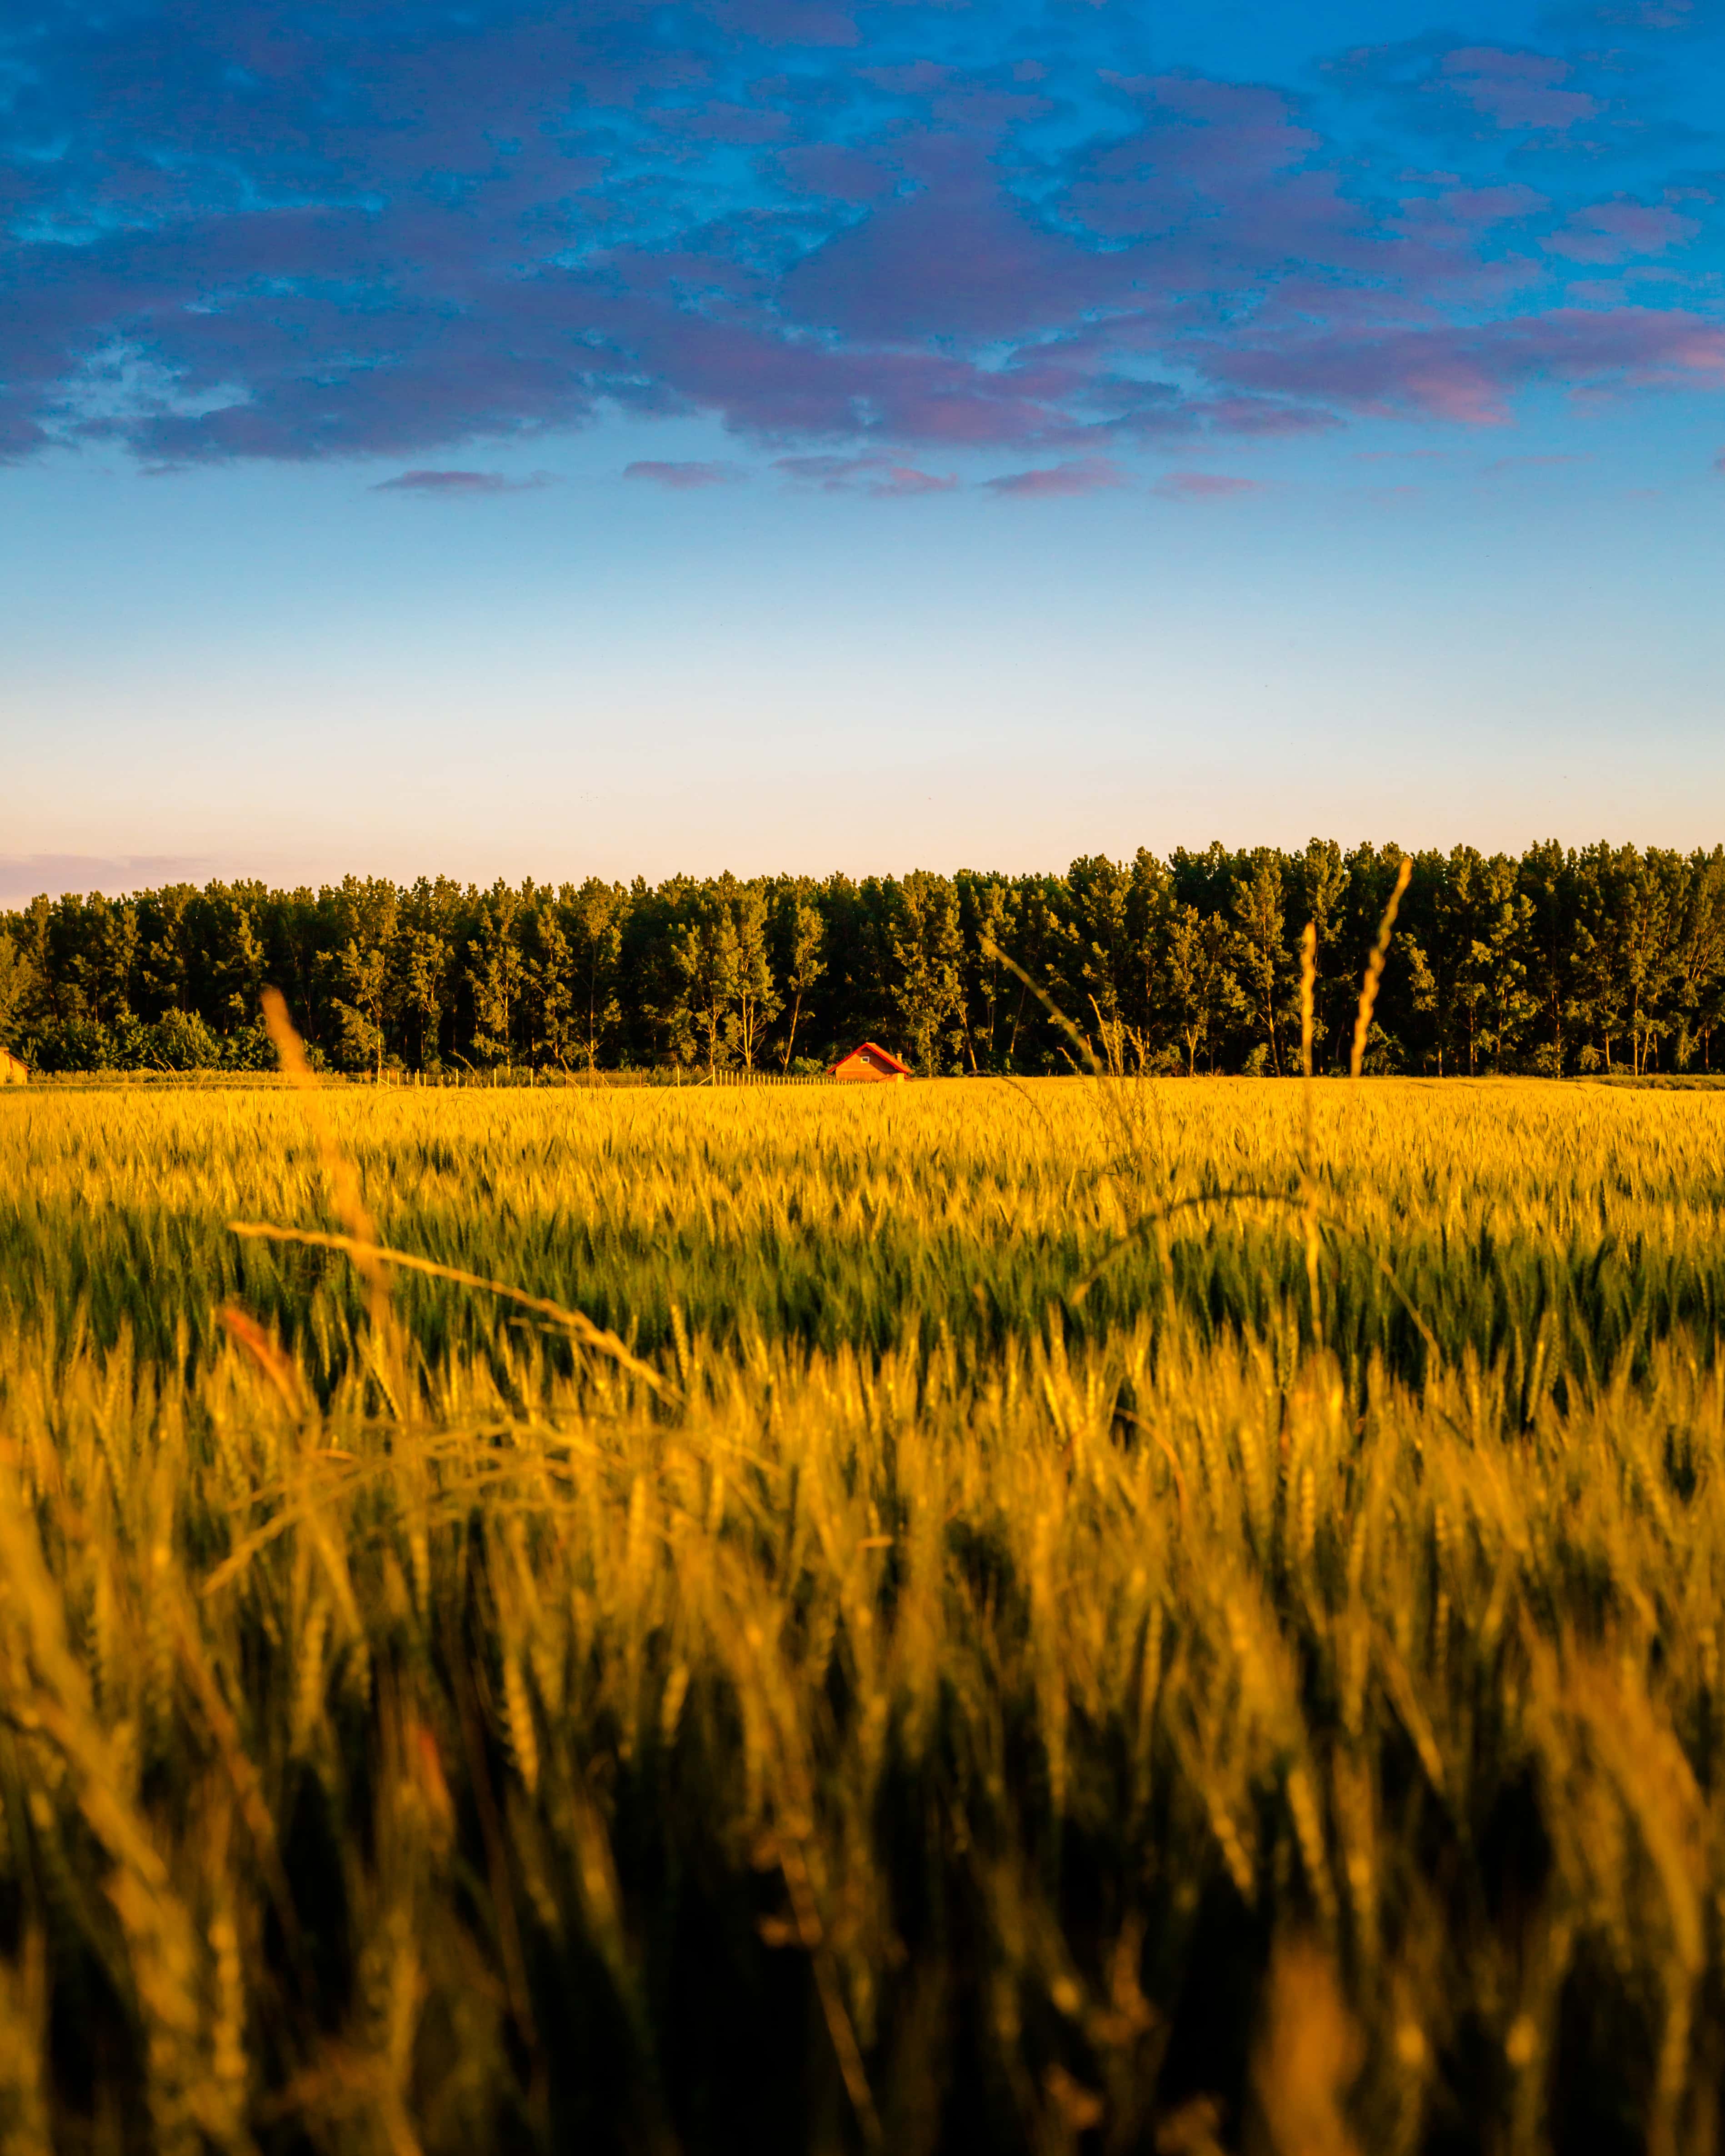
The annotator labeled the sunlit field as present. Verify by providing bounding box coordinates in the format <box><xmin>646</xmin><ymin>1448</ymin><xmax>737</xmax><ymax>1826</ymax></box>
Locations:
<box><xmin>2</xmin><ymin>1074</ymin><xmax>1724</xmax><ymax>2156</ymax></box>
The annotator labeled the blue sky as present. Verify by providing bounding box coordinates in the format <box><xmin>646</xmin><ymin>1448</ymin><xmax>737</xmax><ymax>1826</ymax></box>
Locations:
<box><xmin>4</xmin><ymin>0</ymin><xmax>1724</xmax><ymax>899</ymax></box>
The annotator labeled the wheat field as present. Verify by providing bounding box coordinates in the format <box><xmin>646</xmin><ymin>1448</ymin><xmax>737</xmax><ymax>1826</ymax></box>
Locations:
<box><xmin>1</xmin><ymin>1072</ymin><xmax>1723</xmax><ymax>2155</ymax></box>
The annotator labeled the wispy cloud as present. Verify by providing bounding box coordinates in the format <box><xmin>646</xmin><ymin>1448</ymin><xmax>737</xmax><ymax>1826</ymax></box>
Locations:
<box><xmin>372</xmin><ymin>469</ymin><xmax>555</xmax><ymax>495</ymax></box>
<box><xmin>0</xmin><ymin>854</ymin><xmax>217</xmax><ymax>904</ymax></box>
<box><xmin>1439</xmin><ymin>47</ymin><xmax>1598</xmax><ymax>130</ymax></box>
<box><xmin>1544</xmin><ymin>200</ymin><xmax>1701</xmax><ymax>263</ymax></box>
<box><xmin>775</xmin><ymin>453</ymin><xmax>959</xmax><ymax>495</ymax></box>
<box><xmin>623</xmin><ymin>460</ymin><xmax>748</xmax><ymax>489</ymax></box>
<box><xmin>5</xmin><ymin>4</ymin><xmax>1722</xmax><ymax>480</ymax></box>
<box><xmin>1208</xmin><ymin>308</ymin><xmax>1725</xmax><ymax>427</ymax></box>
<box><xmin>982</xmin><ymin>459</ymin><xmax>1127</xmax><ymax>498</ymax></box>
<box><xmin>1154</xmin><ymin>471</ymin><xmax>1263</xmax><ymax>499</ymax></box>
<box><xmin>1481</xmin><ymin>453</ymin><xmax>1586</xmax><ymax>472</ymax></box>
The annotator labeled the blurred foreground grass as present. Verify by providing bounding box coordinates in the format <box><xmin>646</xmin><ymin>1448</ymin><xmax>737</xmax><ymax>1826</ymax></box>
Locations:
<box><xmin>1</xmin><ymin>1076</ymin><xmax>1723</xmax><ymax>2155</ymax></box>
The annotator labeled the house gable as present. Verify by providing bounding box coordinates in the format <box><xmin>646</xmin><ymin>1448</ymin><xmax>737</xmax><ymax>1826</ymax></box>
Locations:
<box><xmin>830</xmin><ymin>1040</ymin><xmax>911</xmax><ymax>1082</ymax></box>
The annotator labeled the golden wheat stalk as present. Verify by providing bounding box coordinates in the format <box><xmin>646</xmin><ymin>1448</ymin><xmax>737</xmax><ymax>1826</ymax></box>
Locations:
<box><xmin>225</xmin><ymin>1222</ymin><xmax>675</xmax><ymax>1397</ymax></box>
<box><xmin>1350</xmin><ymin>857</ymin><xmax>1412</xmax><ymax>1082</ymax></box>
<box><xmin>262</xmin><ymin>986</ymin><xmax>395</xmax><ymax>1339</ymax></box>
<box><xmin>1297</xmin><ymin>921</ymin><xmax>1325</xmax><ymax>1350</ymax></box>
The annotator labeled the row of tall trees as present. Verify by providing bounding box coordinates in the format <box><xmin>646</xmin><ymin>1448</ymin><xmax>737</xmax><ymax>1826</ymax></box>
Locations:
<box><xmin>3</xmin><ymin>841</ymin><xmax>1723</xmax><ymax>1078</ymax></box>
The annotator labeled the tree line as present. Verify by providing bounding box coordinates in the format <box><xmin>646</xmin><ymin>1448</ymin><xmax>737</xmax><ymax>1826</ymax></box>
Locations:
<box><xmin>2</xmin><ymin>840</ymin><xmax>1722</xmax><ymax>1079</ymax></box>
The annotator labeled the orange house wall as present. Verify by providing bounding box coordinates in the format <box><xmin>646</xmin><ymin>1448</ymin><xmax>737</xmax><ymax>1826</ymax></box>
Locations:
<box><xmin>832</xmin><ymin>1051</ymin><xmax>905</xmax><ymax>1082</ymax></box>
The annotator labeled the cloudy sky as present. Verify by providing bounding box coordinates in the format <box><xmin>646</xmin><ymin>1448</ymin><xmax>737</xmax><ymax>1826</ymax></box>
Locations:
<box><xmin>4</xmin><ymin>0</ymin><xmax>1724</xmax><ymax>899</ymax></box>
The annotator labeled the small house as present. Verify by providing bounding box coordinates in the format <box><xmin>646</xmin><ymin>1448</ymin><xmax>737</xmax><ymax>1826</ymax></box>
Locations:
<box><xmin>0</xmin><ymin>1049</ymin><xmax>27</xmax><ymax>1086</ymax></box>
<box><xmin>830</xmin><ymin>1041</ymin><xmax>910</xmax><ymax>1083</ymax></box>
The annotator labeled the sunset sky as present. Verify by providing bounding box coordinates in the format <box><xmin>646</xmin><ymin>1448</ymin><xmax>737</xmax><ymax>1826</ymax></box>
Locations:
<box><xmin>5</xmin><ymin>0</ymin><xmax>1724</xmax><ymax>901</ymax></box>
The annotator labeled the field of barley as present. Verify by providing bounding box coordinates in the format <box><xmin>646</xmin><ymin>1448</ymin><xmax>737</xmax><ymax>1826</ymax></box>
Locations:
<box><xmin>2</xmin><ymin>1072</ymin><xmax>1724</xmax><ymax>2156</ymax></box>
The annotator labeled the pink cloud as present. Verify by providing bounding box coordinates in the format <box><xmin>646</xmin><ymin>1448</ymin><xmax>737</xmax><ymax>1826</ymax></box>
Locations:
<box><xmin>1544</xmin><ymin>201</ymin><xmax>1700</xmax><ymax>264</ymax></box>
<box><xmin>622</xmin><ymin>459</ymin><xmax>746</xmax><ymax>489</ymax></box>
<box><xmin>1060</xmin><ymin>74</ymin><xmax>1360</xmax><ymax>286</ymax></box>
<box><xmin>871</xmin><ymin>467</ymin><xmax>960</xmax><ymax>497</ymax></box>
<box><xmin>1190</xmin><ymin>395</ymin><xmax>1342</xmax><ymax>438</ymax></box>
<box><xmin>0</xmin><ymin>852</ymin><xmax>219</xmax><ymax>905</ymax></box>
<box><xmin>1438</xmin><ymin>185</ymin><xmax>1547</xmax><ymax>224</ymax></box>
<box><xmin>1439</xmin><ymin>48</ymin><xmax>1598</xmax><ymax>131</ymax></box>
<box><xmin>774</xmin><ymin>453</ymin><xmax>958</xmax><ymax>495</ymax></box>
<box><xmin>1210</xmin><ymin>307</ymin><xmax>1725</xmax><ymax>427</ymax></box>
<box><xmin>1390</xmin><ymin>183</ymin><xmax>1546</xmax><ymax>250</ymax></box>
<box><xmin>10</xmin><ymin>11</ymin><xmax>1720</xmax><ymax>483</ymax></box>
<box><xmin>581</xmin><ymin>284</ymin><xmax>1074</xmax><ymax>449</ymax></box>
<box><xmin>983</xmin><ymin>458</ymin><xmax>1127</xmax><ymax>498</ymax></box>
<box><xmin>371</xmin><ymin>469</ymin><xmax>553</xmax><ymax>494</ymax></box>
<box><xmin>1155</xmin><ymin>470</ymin><xmax>1262</xmax><ymax>499</ymax></box>
<box><xmin>781</xmin><ymin>142</ymin><xmax>1120</xmax><ymax>341</ymax></box>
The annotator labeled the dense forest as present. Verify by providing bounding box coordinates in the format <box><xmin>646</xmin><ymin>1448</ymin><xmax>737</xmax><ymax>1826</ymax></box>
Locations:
<box><xmin>3</xmin><ymin>840</ymin><xmax>1722</xmax><ymax>1079</ymax></box>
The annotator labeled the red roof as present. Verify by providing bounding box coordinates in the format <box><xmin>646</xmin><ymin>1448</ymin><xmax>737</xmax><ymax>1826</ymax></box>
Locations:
<box><xmin>830</xmin><ymin>1040</ymin><xmax>911</xmax><ymax>1077</ymax></box>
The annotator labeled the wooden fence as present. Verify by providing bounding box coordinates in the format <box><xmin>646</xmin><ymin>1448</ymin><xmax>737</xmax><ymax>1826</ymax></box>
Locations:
<box><xmin>703</xmin><ymin>1068</ymin><xmax>835</xmax><ymax>1088</ymax></box>
<box><xmin>20</xmin><ymin>1063</ymin><xmax>842</xmax><ymax>1091</ymax></box>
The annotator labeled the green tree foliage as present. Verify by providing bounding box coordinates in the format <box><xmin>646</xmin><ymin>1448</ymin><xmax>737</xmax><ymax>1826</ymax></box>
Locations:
<box><xmin>1472</xmin><ymin>853</ymin><xmax>1537</xmax><ymax>1078</ymax></box>
<box><xmin>1054</xmin><ymin>853</ymin><xmax>1135</xmax><ymax>1035</ymax></box>
<box><xmin>520</xmin><ymin>885</ymin><xmax>576</xmax><ymax>1069</ymax></box>
<box><xmin>398</xmin><ymin>878</ymin><xmax>460</xmax><ymax>1072</ymax></box>
<box><xmin>331</xmin><ymin>876</ymin><xmax>400</xmax><ymax>1079</ymax></box>
<box><xmin>1164</xmin><ymin>905</ymin><xmax>1245</xmax><ymax>1076</ymax></box>
<box><xmin>675</xmin><ymin>880</ymin><xmax>744</xmax><ymax>1076</ymax></box>
<box><xmin>566</xmin><ymin>878</ymin><xmax>626</xmax><ymax>1071</ymax></box>
<box><xmin>772</xmin><ymin>882</ymin><xmax>824</xmax><ymax>1072</ymax></box>
<box><xmin>138</xmin><ymin>883</ymin><xmax>198</xmax><ymax>1016</ymax></box>
<box><xmin>8</xmin><ymin>841</ymin><xmax>1725</xmax><ymax>1078</ymax></box>
<box><xmin>1673</xmin><ymin>850</ymin><xmax>1725</xmax><ymax>1071</ymax></box>
<box><xmin>467</xmin><ymin>882</ymin><xmax>524</xmax><ymax>1068</ymax></box>
<box><xmin>726</xmin><ymin>878</ymin><xmax>780</xmax><ymax>1072</ymax></box>
<box><xmin>891</xmin><ymin>871</ymin><xmax>966</xmax><ymax>1074</ymax></box>
<box><xmin>957</xmin><ymin>873</ymin><xmax>1018</xmax><ymax>1072</ymax></box>
<box><xmin>1231</xmin><ymin>849</ymin><xmax>1292</xmax><ymax>1077</ymax></box>
<box><xmin>0</xmin><ymin>927</ymin><xmax>39</xmax><ymax>1043</ymax></box>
